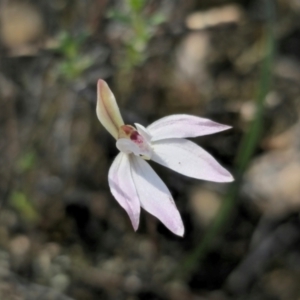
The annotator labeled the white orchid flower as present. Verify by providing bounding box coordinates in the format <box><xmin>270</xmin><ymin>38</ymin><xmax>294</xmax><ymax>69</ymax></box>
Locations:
<box><xmin>96</xmin><ymin>79</ymin><xmax>233</xmax><ymax>237</ymax></box>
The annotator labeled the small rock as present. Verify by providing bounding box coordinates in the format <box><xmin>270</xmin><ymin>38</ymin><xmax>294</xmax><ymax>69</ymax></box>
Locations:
<box><xmin>9</xmin><ymin>235</ymin><xmax>31</xmax><ymax>271</ymax></box>
<box><xmin>0</xmin><ymin>1</ymin><xmax>44</xmax><ymax>48</ymax></box>
<box><xmin>244</xmin><ymin>148</ymin><xmax>300</xmax><ymax>217</ymax></box>
<box><xmin>166</xmin><ymin>281</ymin><xmax>192</xmax><ymax>300</ymax></box>
<box><xmin>50</xmin><ymin>273</ymin><xmax>70</xmax><ymax>293</ymax></box>
<box><xmin>176</xmin><ymin>32</ymin><xmax>210</xmax><ymax>82</ymax></box>
<box><xmin>123</xmin><ymin>274</ymin><xmax>142</xmax><ymax>294</ymax></box>
<box><xmin>185</xmin><ymin>5</ymin><xmax>243</xmax><ymax>30</ymax></box>
<box><xmin>263</xmin><ymin>269</ymin><xmax>300</xmax><ymax>300</ymax></box>
<box><xmin>189</xmin><ymin>187</ymin><xmax>221</xmax><ymax>227</ymax></box>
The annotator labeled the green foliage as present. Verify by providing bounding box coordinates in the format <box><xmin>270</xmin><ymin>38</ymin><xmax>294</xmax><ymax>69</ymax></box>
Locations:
<box><xmin>10</xmin><ymin>191</ymin><xmax>39</xmax><ymax>224</ymax></box>
<box><xmin>129</xmin><ymin>0</ymin><xmax>146</xmax><ymax>12</ymax></box>
<box><xmin>108</xmin><ymin>1</ymin><xmax>166</xmax><ymax>71</ymax></box>
<box><xmin>17</xmin><ymin>151</ymin><xmax>36</xmax><ymax>173</ymax></box>
<box><xmin>56</xmin><ymin>31</ymin><xmax>93</xmax><ymax>81</ymax></box>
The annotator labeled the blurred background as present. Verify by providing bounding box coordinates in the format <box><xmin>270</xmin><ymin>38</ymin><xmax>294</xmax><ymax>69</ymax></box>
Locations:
<box><xmin>0</xmin><ymin>0</ymin><xmax>300</xmax><ymax>299</ymax></box>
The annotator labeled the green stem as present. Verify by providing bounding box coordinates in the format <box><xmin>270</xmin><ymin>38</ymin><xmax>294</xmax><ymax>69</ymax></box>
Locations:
<box><xmin>178</xmin><ymin>0</ymin><xmax>276</xmax><ymax>279</ymax></box>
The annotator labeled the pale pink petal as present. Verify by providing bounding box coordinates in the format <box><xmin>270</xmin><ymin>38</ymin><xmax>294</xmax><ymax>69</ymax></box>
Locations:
<box><xmin>130</xmin><ymin>156</ymin><xmax>184</xmax><ymax>236</ymax></box>
<box><xmin>108</xmin><ymin>153</ymin><xmax>140</xmax><ymax>230</ymax></box>
<box><xmin>152</xmin><ymin>138</ymin><xmax>234</xmax><ymax>182</ymax></box>
<box><xmin>96</xmin><ymin>80</ymin><xmax>124</xmax><ymax>139</ymax></box>
<box><xmin>147</xmin><ymin>114</ymin><xmax>231</xmax><ymax>141</ymax></box>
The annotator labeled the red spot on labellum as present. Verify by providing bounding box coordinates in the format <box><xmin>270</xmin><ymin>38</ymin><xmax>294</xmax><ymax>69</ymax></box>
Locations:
<box><xmin>130</xmin><ymin>131</ymin><xmax>139</xmax><ymax>141</ymax></box>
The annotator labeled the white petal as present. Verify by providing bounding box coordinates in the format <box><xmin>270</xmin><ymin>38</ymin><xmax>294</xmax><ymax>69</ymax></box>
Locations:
<box><xmin>130</xmin><ymin>156</ymin><xmax>184</xmax><ymax>236</ymax></box>
<box><xmin>147</xmin><ymin>114</ymin><xmax>231</xmax><ymax>141</ymax></box>
<box><xmin>108</xmin><ymin>153</ymin><xmax>140</xmax><ymax>230</ymax></box>
<box><xmin>134</xmin><ymin>123</ymin><xmax>152</xmax><ymax>142</ymax></box>
<box><xmin>152</xmin><ymin>138</ymin><xmax>234</xmax><ymax>182</ymax></box>
<box><xmin>96</xmin><ymin>80</ymin><xmax>124</xmax><ymax>139</ymax></box>
<box><xmin>116</xmin><ymin>139</ymin><xmax>141</xmax><ymax>155</ymax></box>
<box><xmin>116</xmin><ymin>138</ymin><xmax>153</xmax><ymax>159</ymax></box>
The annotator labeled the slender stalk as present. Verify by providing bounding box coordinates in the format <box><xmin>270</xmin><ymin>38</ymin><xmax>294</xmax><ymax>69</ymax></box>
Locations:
<box><xmin>178</xmin><ymin>0</ymin><xmax>276</xmax><ymax>279</ymax></box>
